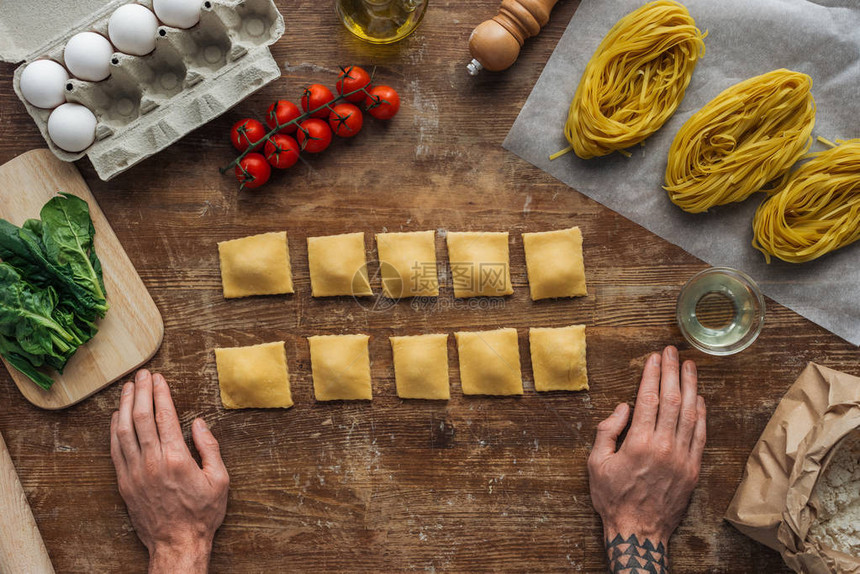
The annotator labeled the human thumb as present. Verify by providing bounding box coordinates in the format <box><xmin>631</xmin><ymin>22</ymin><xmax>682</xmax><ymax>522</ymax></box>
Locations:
<box><xmin>591</xmin><ymin>403</ymin><xmax>630</xmax><ymax>461</ymax></box>
<box><xmin>192</xmin><ymin>418</ymin><xmax>229</xmax><ymax>483</ymax></box>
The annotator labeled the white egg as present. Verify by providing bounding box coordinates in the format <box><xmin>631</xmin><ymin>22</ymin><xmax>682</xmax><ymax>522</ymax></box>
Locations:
<box><xmin>64</xmin><ymin>32</ymin><xmax>114</xmax><ymax>82</ymax></box>
<box><xmin>19</xmin><ymin>60</ymin><xmax>69</xmax><ymax>109</ymax></box>
<box><xmin>47</xmin><ymin>103</ymin><xmax>98</xmax><ymax>153</ymax></box>
<box><xmin>153</xmin><ymin>0</ymin><xmax>203</xmax><ymax>29</ymax></box>
<box><xmin>109</xmin><ymin>4</ymin><xmax>159</xmax><ymax>56</ymax></box>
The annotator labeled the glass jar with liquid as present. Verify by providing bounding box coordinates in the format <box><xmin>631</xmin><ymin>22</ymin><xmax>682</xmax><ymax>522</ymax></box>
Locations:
<box><xmin>335</xmin><ymin>0</ymin><xmax>429</xmax><ymax>44</ymax></box>
<box><xmin>676</xmin><ymin>267</ymin><xmax>765</xmax><ymax>356</ymax></box>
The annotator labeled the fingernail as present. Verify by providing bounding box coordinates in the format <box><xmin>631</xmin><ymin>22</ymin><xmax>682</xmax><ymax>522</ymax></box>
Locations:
<box><xmin>685</xmin><ymin>361</ymin><xmax>696</xmax><ymax>374</ymax></box>
<box><xmin>135</xmin><ymin>369</ymin><xmax>149</xmax><ymax>382</ymax></box>
<box><xmin>196</xmin><ymin>418</ymin><xmax>208</xmax><ymax>430</ymax></box>
<box><xmin>122</xmin><ymin>382</ymin><xmax>134</xmax><ymax>395</ymax></box>
<box><xmin>153</xmin><ymin>374</ymin><xmax>164</xmax><ymax>386</ymax></box>
<box><xmin>667</xmin><ymin>346</ymin><xmax>678</xmax><ymax>361</ymax></box>
<box><xmin>650</xmin><ymin>353</ymin><xmax>660</xmax><ymax>366</ymax></box>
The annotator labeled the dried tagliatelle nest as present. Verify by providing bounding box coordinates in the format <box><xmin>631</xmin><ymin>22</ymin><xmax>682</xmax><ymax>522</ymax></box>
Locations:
<box><xmin>808</xmin><ymin>430</ymin><xmax>860</xmax><ymax>557</ymax></box>
<box><xmin>665</xmin><ymin>69</ymin><xmax>815</xmax><ymax>213</ymax></box>
<box><xmin>753</xmin><ymin>139</ymin><xmax>860</xmax><ymax>264</ymax></box>
<box><xmin>555</xmin><ymin>0</ymin><xmax>706</xmax><ymax>160</ymax></box>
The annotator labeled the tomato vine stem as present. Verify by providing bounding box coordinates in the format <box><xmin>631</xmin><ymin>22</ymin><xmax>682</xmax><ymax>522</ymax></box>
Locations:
<box><xmin>220</xmin><ymin>69</ymin><xmax>377</xmax><ymax>174</ymax></box>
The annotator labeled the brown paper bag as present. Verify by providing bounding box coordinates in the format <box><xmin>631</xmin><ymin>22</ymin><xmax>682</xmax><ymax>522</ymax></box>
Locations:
<box><xmin>725</xmin><ymin>363</ymin><xmax>860</xmax><ymax>573</ymax></box>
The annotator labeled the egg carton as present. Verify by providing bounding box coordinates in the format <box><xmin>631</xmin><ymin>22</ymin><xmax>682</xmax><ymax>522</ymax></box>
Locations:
<box><xmin>1</xmin><ymin>0</ymin><xmax>284</xmax><ymax>181</ymax></box>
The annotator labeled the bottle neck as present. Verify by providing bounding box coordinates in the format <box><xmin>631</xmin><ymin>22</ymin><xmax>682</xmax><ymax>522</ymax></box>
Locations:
<box><xmin>358</xmin><ymin>0</ymin><xmax>422</xmax><ymax>9</ymax></box>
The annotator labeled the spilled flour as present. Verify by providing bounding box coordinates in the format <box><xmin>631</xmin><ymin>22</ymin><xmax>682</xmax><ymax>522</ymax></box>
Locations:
<box><xmin>808</xmin><ymin>430</ymin><xmax>860</xmax><ymax>556</ymax></box>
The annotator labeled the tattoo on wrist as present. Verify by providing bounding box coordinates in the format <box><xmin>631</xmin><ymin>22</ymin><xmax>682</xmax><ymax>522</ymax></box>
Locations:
<box><xmin>605</xmin><ymin>533</ymin><xmax>667</xmax><ymax>574</ymax></box>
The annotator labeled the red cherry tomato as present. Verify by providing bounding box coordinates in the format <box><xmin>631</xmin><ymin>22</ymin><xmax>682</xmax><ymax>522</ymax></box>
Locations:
<box><xmin>328</xmin><ymin>103</ymin><xmax>363</xmax><ymax>138</ymax></box>
<box><xmin>235</xmin><ymin>153</ymin><xmax>271</xmax><ymax>189</ymax></box>
<box><xmin>364</xmin><ymin>85</ymin><xmax>400</xmax><ymax>120</ymax></box>
<box><xmin>264</xmin><ymin>134</ymin><xmax>300</xmax><ymax>169</ymax></box>
<box><xmin>266</xmin><ymin>100</ymin><xmax>300</xmax><ymax>134</ymax></box>
<box><xmin>336</xmin><ymin>66</ymin><xmax>372</xmax><ymax>103</ymax></box>
<box><xmin>230</xmin><ymin>118</ymin><xmax>266</xmax><ymax>152</ymax></box>
<box><xmin>297</xmin><ymin>119</ymin><xmax>332</xmax><ymax>153</ymax></box>
<box><xmin>300</xmin><ymin>84</ymin><xmax>335</xmax><ymax>118</ymax></box>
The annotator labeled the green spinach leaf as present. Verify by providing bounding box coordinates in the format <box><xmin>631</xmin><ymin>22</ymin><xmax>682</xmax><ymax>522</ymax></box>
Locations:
<box><xmin>0</xmin><ymin>263</ymin><xmax>83</xmax><ymax>350</ymax></box>
<box><xmin>40</xmin><ymin>193</ymin><xmax>108</xmax><ymax>307</ymax></box>
<box><xmin>0</xmin><ymin>335</ymin><xmax>54</xmax><ymax>390</ymax></box>
<box><xmin>0</xmin><ymin>193</ymin><xmax>109</xmax><ymax>389</ymax></box>
<box><xmin>0</xmin><ymin>220</ymin><xmax>107</xmax><ymax>320</ymax></box>
<box><xmin>0</xmin><ymin>193</ymin><xmax>109</xmax><ymax>390</ymax></box>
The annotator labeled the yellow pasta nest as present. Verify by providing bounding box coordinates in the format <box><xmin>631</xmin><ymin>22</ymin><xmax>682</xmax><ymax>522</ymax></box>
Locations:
<box><xmin>558</xmin><ymin>0</ymin><xmax>705</xmax><ymax>160</ymax></box>
<box><xmin>665</xmin><ymin>69</ymin><xmax>816</xmax><ymax>213</ymax></box>
<box><xmin>752</xmin><ymin>139</ymin><xmax>860</xmax><ymax>264</ymax></box>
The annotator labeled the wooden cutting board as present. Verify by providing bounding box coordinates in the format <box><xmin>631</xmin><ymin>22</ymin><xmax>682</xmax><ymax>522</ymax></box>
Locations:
<box><xmin>0</xmin><ymin>430</ymin><xmax>54</xmax><ymax>573</ymax></box>
<box><xmin>0</xmin><ymin>149</ymin><xmax>163</xmax><ymax>410</ymax></box>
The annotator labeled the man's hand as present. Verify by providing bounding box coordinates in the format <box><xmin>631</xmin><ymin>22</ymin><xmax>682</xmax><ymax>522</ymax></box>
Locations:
<box><xmin>110</xmin><ymin>370</ymin><xmax>229</xmax><ymax>574</ymax></box>
<box><xmin>588</xmin><ymin>346</ymin><xmax>706</xmax><ymax>573</ymax></box>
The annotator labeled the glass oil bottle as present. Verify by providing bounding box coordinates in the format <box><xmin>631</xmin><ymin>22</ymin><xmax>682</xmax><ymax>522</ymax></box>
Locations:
<box><xmin>335</xmin><ymin>0</ymin><xmax>428</xmax><ymax>44</ymax></box>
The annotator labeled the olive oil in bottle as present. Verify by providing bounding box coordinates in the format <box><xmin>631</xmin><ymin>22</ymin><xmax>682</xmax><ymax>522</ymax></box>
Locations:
<box><xmin>335</xmin><ymin>0</ymin><xmax>428</xmax><ymax>44</ymax></box>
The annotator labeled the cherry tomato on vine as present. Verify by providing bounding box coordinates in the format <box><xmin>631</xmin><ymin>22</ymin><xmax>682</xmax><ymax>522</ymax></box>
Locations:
<box><xmin>266</xmin><ymin>100</ymin><xmax>300</xmax><ymax>134</ymax></box>
<box><xmin>364</xmin><ymin>85</ymin><xmax>400</xmax><ymax>120</ymax></box>
<box><xmin>297</xmin><ymin>119</ymin><xmax>332</xmax><ymax>153</ymax></box>
<box><xmin>328</xmin><ymin>103</ymin><xmax>363</xmax><ymax>138</ymax></box>
<box><xmin>264</xmin><ymin>134</ymin><xmax>300</xmax><ymax>169</ymax></box>
<box><xmin>230</xmin><ymin>118</ymin><xmax>266</xmax><ymax>152</ymax></box>
<box><xmin>235</xmin><ymin>153</ymin><xmax>271</xmax><ymax>189</ymax></box>
<box><xmin>300</xmin><ymin>84</ymin><xmax>335</xmax><ymax>118</ymax></box>
<box><xmin>336</xmin><ymin>66</ymin><xmax>372</xmax><ymax>103</ymax></box>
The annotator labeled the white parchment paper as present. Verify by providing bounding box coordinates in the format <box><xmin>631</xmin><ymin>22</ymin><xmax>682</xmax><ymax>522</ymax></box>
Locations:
<box><xmin>503</xmin><ymin>0</ymin><xmax>860</xmax><ymax>345</ymax></box>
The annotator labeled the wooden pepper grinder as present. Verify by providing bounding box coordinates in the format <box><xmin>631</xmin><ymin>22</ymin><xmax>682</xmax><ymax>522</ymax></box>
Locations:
<box><xmin>467</xmin><ymin>0</ymin><xmax>560</xmax><ymax>75</ymax></box>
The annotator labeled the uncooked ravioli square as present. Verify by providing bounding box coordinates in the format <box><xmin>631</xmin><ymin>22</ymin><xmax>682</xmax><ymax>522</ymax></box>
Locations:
<box><xmin>454</xmin><ymin>328</ymin><xmax>523</xmax><ymax>396</ymax></box>
<box><xmin>308</xmin><ymin>334</ymin><xmax>373</xmax><ymax>401</ymax></box>
<box><xmin>217</xmin><ymin>231</ymin><xmax>293</xmax><ymax>298</ymax></box>
<box><xmin>307</xmin><ymin>232</ymin><xmax>373</xmax><ymax>297</ymax></box>
<box><xmin>529</xmin><ymin>325</ymin><xmax>588</xmax><ymax>392</ymax></box>
<box><xmin>214</xmin><ymin>341</ymin><xmax>293</xmax><ymax>409</ymax></box>
<box><xmin>390</xmin><ymin>333</ymin><xmax>449</xmax><ymax>400</ymax></box>
<box><xmin>522</xmin><ymin>227</ymin><xmax>587</xmax><ymax>300</ymax></box>
<box><xmin>376</xmin><ymin>230</ymin><xmax>439</xmax><ymax>298</ymax></box>
<box><xmin>446</xmin><ymin>232</ymin><xmax>514</xmax><ymax>298</ymax></box>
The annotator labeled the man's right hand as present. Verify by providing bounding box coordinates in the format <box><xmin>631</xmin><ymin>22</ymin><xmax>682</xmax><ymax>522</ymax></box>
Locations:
<box><xmin>110</xmin><ymin>369</ymin><xmax>230</xmax><ymax>574</ymax></box>
<box><xmin>587</xmin><ymin>346</ymin><xmax>706</xmax><ymax>573</ymax></box>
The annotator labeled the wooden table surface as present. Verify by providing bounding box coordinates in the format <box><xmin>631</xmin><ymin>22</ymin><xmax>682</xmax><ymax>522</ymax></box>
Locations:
<box><xmin>1</xmin><ymin>1</ymin><xmax>857</xmax><ymax>572</ymax></box>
